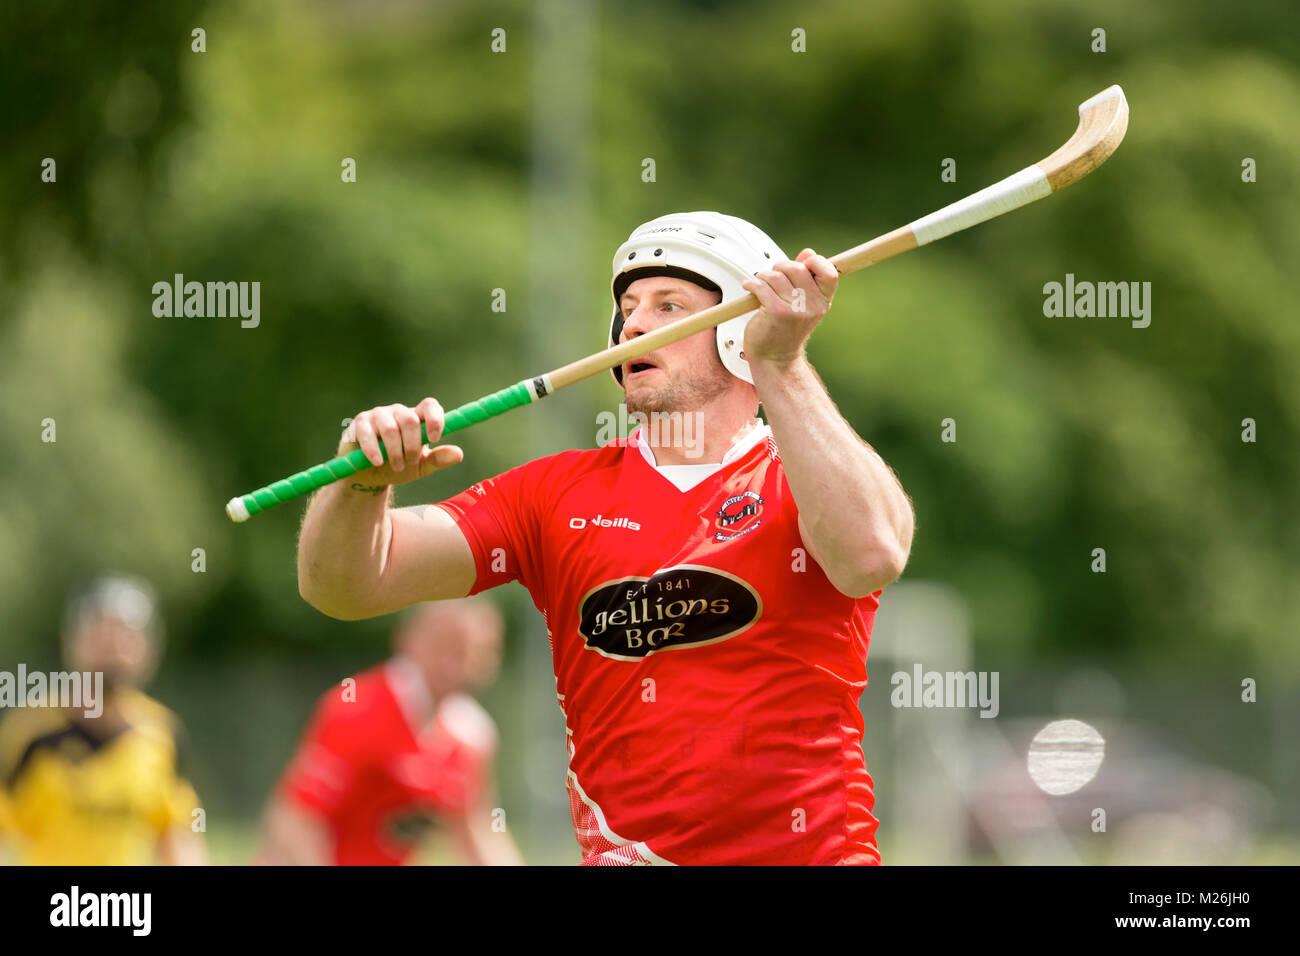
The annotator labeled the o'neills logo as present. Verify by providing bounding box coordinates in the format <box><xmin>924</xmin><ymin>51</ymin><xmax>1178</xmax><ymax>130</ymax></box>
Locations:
<box><xmin>578</xmin><ymin>565</ymin><xmax>761</xmax><ymax>660</ymax></box>
<box><xmin>714</xmin><ymin>491</ymin><xmax>763</xmax><ymax>541</ymax></box>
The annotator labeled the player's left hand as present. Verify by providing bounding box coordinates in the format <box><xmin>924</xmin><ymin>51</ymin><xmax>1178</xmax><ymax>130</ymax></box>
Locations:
<box><xmin>740</xmin><ymin>249</ymin><xmax>838</xmax><ymax>366</ymax></box>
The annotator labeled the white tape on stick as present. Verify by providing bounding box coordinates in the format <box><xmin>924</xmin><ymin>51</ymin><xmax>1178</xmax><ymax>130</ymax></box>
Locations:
<box><xmin>910</xmin><ymin>165</ymin><xmax>1052</xmax><ymax>246</ymax></box>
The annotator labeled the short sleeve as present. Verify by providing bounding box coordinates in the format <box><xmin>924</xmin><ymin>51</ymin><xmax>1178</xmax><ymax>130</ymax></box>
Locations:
<box><xmin>435</xmin><ymin>459</ymin><xmax>549</xmax><ymax>600</ymax></box>
<box><xmin>0</xmin><ymin>709</ymin><xmax>55</xmax><ymax>789</ymax></box>
<box><xmin>153</xmin><ymin>777</ymin><xmax>201</xmax><ymax>834</ymax></box>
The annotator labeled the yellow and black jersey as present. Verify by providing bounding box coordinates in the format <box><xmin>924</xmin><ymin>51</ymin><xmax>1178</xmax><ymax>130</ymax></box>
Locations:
<box><xmin>0</xmin><ymin>784</ymin><xmax>12</xmax><ymax>848</ymax></box>
<box><xmin>0</xmin><ymin>689</ymin><xmax>200</xmax><ymax>865</ymax></box>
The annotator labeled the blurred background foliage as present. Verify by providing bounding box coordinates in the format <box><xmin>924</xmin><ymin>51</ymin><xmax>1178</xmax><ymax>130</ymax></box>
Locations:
<box><xmin>1</xmin><ymin>0</ymin><xmax>1296</xmax><ymax>863</ymax></box>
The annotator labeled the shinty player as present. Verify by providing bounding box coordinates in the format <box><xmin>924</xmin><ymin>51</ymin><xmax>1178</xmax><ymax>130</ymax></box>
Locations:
<box><xmin>0</xmin><ymin>576</ymin><xmax>206</xmax><ymax>865</ymax></box>
<box><xmin>298</xmin><ymin>211</ymin><xmax>915</xmax><ymax>865</ymax></box>
<box><xmin>259</xmin><ymin>598</ymin><xmax>524</xmax><ymax>865</ymax></box>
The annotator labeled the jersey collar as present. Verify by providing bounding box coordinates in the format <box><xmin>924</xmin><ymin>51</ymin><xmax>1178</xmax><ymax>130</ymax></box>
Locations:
<box><xmin>384</xmin><ymin>655</ymin><xmax>437</xmax><ymax>736</ymax></box>
<box><xmin>629</xmin><ymin>419</ymin><xmax>771</xmax><ymax>492</ymax></box>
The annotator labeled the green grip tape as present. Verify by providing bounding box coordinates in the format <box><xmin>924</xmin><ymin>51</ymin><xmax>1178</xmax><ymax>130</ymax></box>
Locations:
<box><xmin>227</xmin><ymin>380</ymin><xmax>536</xmax><ymax>522</ymax></box>
<box><xmin>438</xmin><ymin>379</ymin><xmax>533</xmax><ymax>438</ymax></box>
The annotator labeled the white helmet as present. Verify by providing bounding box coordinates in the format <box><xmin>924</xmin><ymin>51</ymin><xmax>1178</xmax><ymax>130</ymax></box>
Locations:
<box><xmin>609</xmin><ymin>211</ymin><xmax>788</xmax><ymax>385</ymax></box>
<box><xmin>64</xmin><ymin>574</ymin><xmax>161</xmax><ymax>639</ymax></box>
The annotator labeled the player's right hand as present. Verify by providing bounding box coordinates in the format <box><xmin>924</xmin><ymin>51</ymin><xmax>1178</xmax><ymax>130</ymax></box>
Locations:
<box><xmin>339</xmin><ymin>398</ymin><xmax>464</xmax><ymax>488</ymax></box>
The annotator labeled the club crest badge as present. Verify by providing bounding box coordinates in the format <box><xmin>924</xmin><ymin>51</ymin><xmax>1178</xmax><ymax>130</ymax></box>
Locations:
<box><xmin>713</xmin><ymin>491</ymin><xmax>763</xmax><ymax>541</ymax></box>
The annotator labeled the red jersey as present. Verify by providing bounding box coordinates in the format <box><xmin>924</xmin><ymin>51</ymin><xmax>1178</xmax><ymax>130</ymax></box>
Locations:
<box><xmin>278</xmin><ymin>660</ymin><xmax>496</xmax><ymax>865</ymax></box>
<box><xmin>438</xmin><ymin>423</ymin><xmax>881</xmax><ymax>865</ymax></box>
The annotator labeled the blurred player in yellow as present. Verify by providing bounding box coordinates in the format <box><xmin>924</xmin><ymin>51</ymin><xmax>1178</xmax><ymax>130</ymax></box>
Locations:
<box><xmin>0</xmin><ymin>576</ymin><xmax>206</xmax><ymax>865</ymax></box>
<box><xmin>259</xmin><ymin>598</ymin><xmax>524</xmax><ymax>865</ymax></box>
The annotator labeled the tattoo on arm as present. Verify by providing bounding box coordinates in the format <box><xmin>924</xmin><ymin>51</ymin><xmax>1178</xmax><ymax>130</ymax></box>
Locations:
<box><xmin>349</xmin><ymin>483</ymin><xmax>389</xmax><ymax>496</ymax></box>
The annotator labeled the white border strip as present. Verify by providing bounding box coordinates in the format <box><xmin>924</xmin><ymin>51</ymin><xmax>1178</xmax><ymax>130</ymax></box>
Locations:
<box><xmin>910</xmin><ymin>165</ymin><xmax>1051</xmax><ymax>246</ymax></box>
<box><xmin>1078</xmin><ymin>84</ymin><xmax>1123</xmax><ymax>114</ymax></box>
<box><xmin>567</xmin><ymin>769</ymin><xmax>676</xmax><ymax>866</ymax></box>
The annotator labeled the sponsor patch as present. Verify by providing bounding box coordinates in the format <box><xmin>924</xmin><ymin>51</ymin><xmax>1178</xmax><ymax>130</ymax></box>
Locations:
<box><xmin>578</xmin><ymin>565</ymin><xmax>761</xmax><ymax>660</ymax></box>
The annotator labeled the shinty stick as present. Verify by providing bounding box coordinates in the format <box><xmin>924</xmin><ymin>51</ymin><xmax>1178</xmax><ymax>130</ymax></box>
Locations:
<box><xmin>227</xmin><ymin>85</ymin><xmax>1128</xmax><ymax>522</ymax></box>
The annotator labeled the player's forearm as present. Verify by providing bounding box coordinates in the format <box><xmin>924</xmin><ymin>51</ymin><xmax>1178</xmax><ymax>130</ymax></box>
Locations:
<box><xmin>298</xmin><ymin>479</ymin><xmax>396</xmax><ymax>619</ymax></box>
<box><xmin>456</xmin><ymin>801</ymin><xmax>526</xmax><ymax>866</ymax></box>
<box><xmin>476</xmin><ymin>830</ymin><xmax>526</xmax><ymax>866</ymax></box>
<box><xmin>751</xmin><ymin>355</ymin><xmax>914</xmax><ymax>596</ymax></box>
<box><xmin>260</xmin><ymin>799</ymin><xmax>333</xmax><ymax>866</ymax></box>
<box><xmin>158</xmin><ymin>827</ymin><xmax>208</xmax><ymax>866</ymax></box>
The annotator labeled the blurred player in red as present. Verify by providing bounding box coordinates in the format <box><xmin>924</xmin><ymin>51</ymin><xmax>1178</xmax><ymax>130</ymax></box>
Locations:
<box><xmin>258</xmin><ymin>598</ymin><xmax>523</xmax><ymax>865</ymax></box>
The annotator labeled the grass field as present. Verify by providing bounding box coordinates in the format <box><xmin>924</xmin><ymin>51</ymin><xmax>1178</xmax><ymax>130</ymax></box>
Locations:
<box><xmin>199</xmin><ymin>823</ymin><xmax>1300</xmax><ymax>866</ymax></box>
<box><xmin>202</xmin><ymin>821</ymin><xmax>581</xmax><ymax>866</ymax></box>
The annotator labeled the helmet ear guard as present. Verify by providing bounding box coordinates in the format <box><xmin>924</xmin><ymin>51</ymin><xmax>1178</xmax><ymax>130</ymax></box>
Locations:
<box><xmin>608</xmin><ymin>211</ymin><xmax>787</xmax><ymax>387</ymax></box>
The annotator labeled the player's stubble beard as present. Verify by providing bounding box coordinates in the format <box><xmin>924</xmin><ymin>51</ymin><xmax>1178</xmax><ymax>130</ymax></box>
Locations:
<box><xmin>624</xmin><ymin>353</ymin><xmax>732</xmax><ymax>418</ymax></box>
